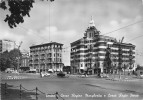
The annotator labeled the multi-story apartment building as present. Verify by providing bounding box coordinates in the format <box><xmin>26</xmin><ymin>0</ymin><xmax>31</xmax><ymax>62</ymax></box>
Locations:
<box><xmin>70</xmin><ymin>18</ymin><xmax>135</xmax><ymax>74</ymax></box>
<box><xmin>29</xmin><ymin>42</ymin><xmax>63</xmax><ymax>73</ymax></box>
<box><xmin>0</xmin><ymin>39</ymin><xmax>15</xmax><ymax>53</ymax></box>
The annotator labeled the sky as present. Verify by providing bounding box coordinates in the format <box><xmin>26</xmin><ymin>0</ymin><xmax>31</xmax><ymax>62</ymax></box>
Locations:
<box><xmin>0</xmin><ymin>0</ymin><xmax>143</xmax><ymax>66</ymax></box>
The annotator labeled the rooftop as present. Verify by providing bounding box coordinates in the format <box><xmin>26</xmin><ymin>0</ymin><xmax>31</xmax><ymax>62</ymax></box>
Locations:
<box><xmin>30</xmin><ymin>42</ymin><xmax>63</xmax><ymax>48</ymax></box>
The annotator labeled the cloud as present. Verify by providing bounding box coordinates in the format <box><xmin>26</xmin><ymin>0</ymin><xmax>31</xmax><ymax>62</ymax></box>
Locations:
<box><xmin>0</xmin><ymin>0</ymin><xmax>143</xmax><ymax>65</ymax></box>
<box><xmin>34</xmin><ymin>26</ymin><xmax>77</xmax><ymax>65</ymax></box>
<box><xmin>0</xmin><ymin>30</ymin><xmax>23</xmax><ymax>43</ymax></box>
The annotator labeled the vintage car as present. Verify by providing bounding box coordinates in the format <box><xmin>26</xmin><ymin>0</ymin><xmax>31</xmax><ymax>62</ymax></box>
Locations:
<box><xmin>41</xmin><ymin>72</ymin><xmax>50</xmax><ymax>77</ymax></box>
<box><xmin>100</xmin><ymin>73</ymin><xmax>109</xmax><ymax>78</ymax></box>
<box><xmin>57</xmin><ymin>71</ymin><xmax>68</xmax><ymax>77</ymax></box>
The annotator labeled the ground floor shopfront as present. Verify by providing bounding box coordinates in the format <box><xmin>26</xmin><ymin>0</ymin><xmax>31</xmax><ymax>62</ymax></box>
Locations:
<box><xmin>29</xmin><ymin>63</ymin><xmax>64</xmax><ymax>73</ymax></box>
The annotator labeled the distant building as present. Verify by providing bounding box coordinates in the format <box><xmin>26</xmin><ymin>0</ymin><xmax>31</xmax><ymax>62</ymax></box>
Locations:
<box><xmin>0</xmin><ymin>39</ymin><xmax>15</xmax><ymax>53</ymax></box>
<box><xmin>20</xmin><ymin>53</ymin><xmax>30</xmax><ymax>72</ymax></box>
<box><xmin>70</xmin><ymin>18</ymin><xmax>135</xmax><ymax>74</ymax></box>
<box><xmin>29</xmin><ymin>42</ymin><xmax>64</xmax><ymax>73</ymax></box>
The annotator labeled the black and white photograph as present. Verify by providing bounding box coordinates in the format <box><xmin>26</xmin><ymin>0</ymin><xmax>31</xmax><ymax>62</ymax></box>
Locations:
<box><xmin>0</xmin><ymin>0</ymin><xmax>143</xmax><ymax>100</ymax></box>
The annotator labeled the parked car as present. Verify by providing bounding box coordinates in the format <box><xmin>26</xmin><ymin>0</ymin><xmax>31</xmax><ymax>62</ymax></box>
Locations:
<box><xmin>100</xmin><ymin>73</ymin><xmax>109</xmax><ymax>78</ymax></box>
<box><xmin>57</xmin><ymin>71</ymin><xmax>66</xmax><ymax>77</ymax></box>
<box><xmin>5</xmin><ymin>68</ymin><xmax>14</xmax><ymax>73</ymax></box>
<box><xmin>139</xmin><ymin>74</ymin><xmax>143</xmax><ymax>79</ymax></box>
<box><xmin>78</xmin><ymin>72</ymin><xmax>88</xmax><ymax>78</ymax></box>
<box><xmin>41</xmin><ymin>72</ymin><xmax>50</xmax><ymax>77</ymax></box>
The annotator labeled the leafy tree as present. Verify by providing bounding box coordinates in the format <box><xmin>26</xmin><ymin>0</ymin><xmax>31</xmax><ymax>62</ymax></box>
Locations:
<box><xmin>0</xmin><ymin>57</ymin><xmax>7</xmax><ymax>71</ymax></box>
<box><xmin>136</xmin><ymin>64</ymin><xmax>143</xmax><ymax>71</ymax></box>
<box><xmin>9</xmin><ymin>49</ymin><xmax>22</xmax><ymax>69</ymax></box>
<box><xmin>0</xmin><ymin>0</ymin><xmax>54</xmax><ymax>28</ymax></box>
<box><xmin>104</xmin><ymin>46</ymin><xmax>112</xmax><ymax>73</ymax></box>
<box><xmin>0</xmin><ymin>49</ymin><xmax>22</xmax><ymax>71</ymax></box>
<box><xmin>0</xmin><ymin>50</ymin><xmax>10</xmax><ymax>71</ymax></box>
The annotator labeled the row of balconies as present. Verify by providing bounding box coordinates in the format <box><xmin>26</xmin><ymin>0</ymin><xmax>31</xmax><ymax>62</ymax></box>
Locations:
<box><xmin>29</xmin><ymin>61</ymin><xmax>62</xmax><ymax>65</ymax></box>
<box><xmin>30</xmin><ymin>49</ymin><xmax>62</xmax><ymax>54</ymax></box>
<box><xmin>29</xmin><ymin>57</ymin><xmax>62</xmax><ymax>61</ymax></box>
<box><xmin>30</xmin><ymin>53</ymin><xmax>62</xmax><ymax>58</ymax></box>
<box><xmin>29</xmin><ymin>58</ymin><xmax>62</xmax><ymax>63</ymax></box>
<box><xmin>71</xmin><ymin>49</ymin><xmax>135</xmax><ymax>55</ymax></box>
<box><xmin>70</xmin><ymin>54</ymin><xmax>135</xmax><ymax>59</ymax></box>
<box><xmin>70</xmin><ymin>58</ymin><xmax>135</xmax><ymax>63</ymax></box>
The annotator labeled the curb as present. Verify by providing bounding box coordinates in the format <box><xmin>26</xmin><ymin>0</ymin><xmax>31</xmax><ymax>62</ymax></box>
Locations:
<box><xmin>1</xmin><ymin>77</ymin><xmax>27</xmax><ymax>80</ymax></box>
<box><xmin>1</xmin><ymin>76</ymin><xmax>40</xmax><ymax>80</ymax></box>
<box><xmin>106</xmin><ymin>78</ymin><xmax>138</xmax><ymax>81</ymax></box>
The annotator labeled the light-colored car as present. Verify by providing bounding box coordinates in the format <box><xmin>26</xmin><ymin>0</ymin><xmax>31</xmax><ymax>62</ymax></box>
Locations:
<box><xmin>100</xmin><ymin>73</ymin><xmax>109</xmax><ymax>78</ymax></box>
<box><xmin>140</xmin><ymin>74</ymin><xmax>143</xmax><ymax>79</ymax></box>
<box><xmin>5</xmin><ymin>68</ymin><xmax>15</xmax><ymax>73</ymax></box>
<box><xmin>41</xmin><ymin>72</ymin><xmax>50</xmax><ymax>77</ymax></box>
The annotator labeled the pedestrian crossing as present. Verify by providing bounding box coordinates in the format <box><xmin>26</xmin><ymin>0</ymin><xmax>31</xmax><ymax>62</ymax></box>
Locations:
<box><xmin>1</xmin><ymin>77</ymin><xmax>27</xmax><ymax>80</ymax></box>
<box><xmin>1</xmin><ymin>76</ymin><xmax>40</xmax><ymax>80</ymax></box>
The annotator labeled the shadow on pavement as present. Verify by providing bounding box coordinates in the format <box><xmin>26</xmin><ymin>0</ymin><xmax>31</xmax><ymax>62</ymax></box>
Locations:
<box><xmin>1</xmin><ymin>83</ymin><xmax>37</xmax><ymax>100</ymax></box>
<box><xmin>84</xmin><ymin>84</ymin><xmax>143</xmax><ymax>96</ymax></box>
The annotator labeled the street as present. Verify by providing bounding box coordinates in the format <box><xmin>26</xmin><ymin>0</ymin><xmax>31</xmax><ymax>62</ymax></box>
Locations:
<box><xmin>1</xmin><ymin>73</ymin><xmax>143</xmax><ymax>100</ymax></box>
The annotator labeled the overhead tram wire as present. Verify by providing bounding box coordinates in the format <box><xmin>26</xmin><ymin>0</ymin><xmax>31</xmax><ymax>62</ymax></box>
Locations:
<box><xmin>126</xmin><ymin>34</ymin><xmax>143</xmax><ymax>42</ymax></box>
<box><xmin>0</xmin><ymin>15</ymin><xmax>71</xmax><ymax>52</ymax></box>
<box><xmin>61</xmin><ymin>21</ymin><xmax>143</xmax><ymax>52</ymax></box>
<box><xmin>18</xmin><ymin>25</ymin><xmax>48</xmax><ymax>42</ymax></box>
<box><xmin>102</xmin><ymin>20</ymin><xmax>143</xmax><ymax>36</ymax></box>
<box><xmin>1</xmin><ymin>9</ymin><xmax>143</xmax><ymax>49</ymax></box>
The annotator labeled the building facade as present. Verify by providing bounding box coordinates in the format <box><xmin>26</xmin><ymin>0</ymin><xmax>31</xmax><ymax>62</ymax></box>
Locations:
<box><xmin>0</xmin><ymin>39</ymin><xmax>15</xmax><ymax>53</ymax></box>
<box><xmin>20</xmin><ymin>53</ymin><xmax>30</xmax><ymax>72</ymax></box>
<box><xmin>29</xmin><ymin>42</ymin><xmax>63</xmax><ymax>73</ymax></box>
<box><xmin>70</xmin><ymin>18</ymin><xmax>135</xmax><ymax>74</ymax></box>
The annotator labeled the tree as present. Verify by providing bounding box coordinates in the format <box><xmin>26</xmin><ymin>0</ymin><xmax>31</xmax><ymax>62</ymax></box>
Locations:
<box><xmin>9</xmin><ymin>49</ymin><xmax>22</xmax><ymax>69</ymax></box>
<box><xmin>0</xmin><ymin>50</ymin><xmax>11</xmax><ymax>71</ymax></box>
<box><xmin>0</xmin><ymin>57</ymin><xmax>8</xmax><ymax>71</ymax></box>
<box><xmin>104</xmin><ymin>46</ymin><xmax>112</xmax><ymax>73</ymax></box>
<box><xmin>0</xmin><ymin>0</ymin><xmax>54</xmax><ymax>28</ymax></box>
<box><xmin>0</xmin><ymin>49</ymin><xmax>22</xmax><ymax>71</ymax></box>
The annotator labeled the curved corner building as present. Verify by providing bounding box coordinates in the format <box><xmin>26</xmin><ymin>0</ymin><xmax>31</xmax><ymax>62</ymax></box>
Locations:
<box><xmin>70</xmin><ymin>18</ymin><xmax>135</xmax><ymax>74</ymax></box>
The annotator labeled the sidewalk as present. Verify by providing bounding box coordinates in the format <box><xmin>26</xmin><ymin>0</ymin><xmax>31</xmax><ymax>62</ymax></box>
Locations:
<box><xmin>106</xmin><ymin>74</ymin><xmax>139</xmax><ymax>81</ymax></box>
<box><xmin>1</xmin><ymin>72</ymin><xmax>41</xmax><ymax>80</ymax></box>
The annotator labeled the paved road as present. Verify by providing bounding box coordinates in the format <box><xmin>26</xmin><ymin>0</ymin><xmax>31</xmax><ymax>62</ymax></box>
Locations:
<box><xmin>1</xmin><ymin>74</ymin><xmax>143</xmax><ymax>100</ymax></box>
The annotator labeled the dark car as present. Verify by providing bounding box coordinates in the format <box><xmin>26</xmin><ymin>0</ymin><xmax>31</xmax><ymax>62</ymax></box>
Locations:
<box><xmin>57</xmin><ymin>71</ymin><xmax>66</xmax><ymax>77</ymax></box>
